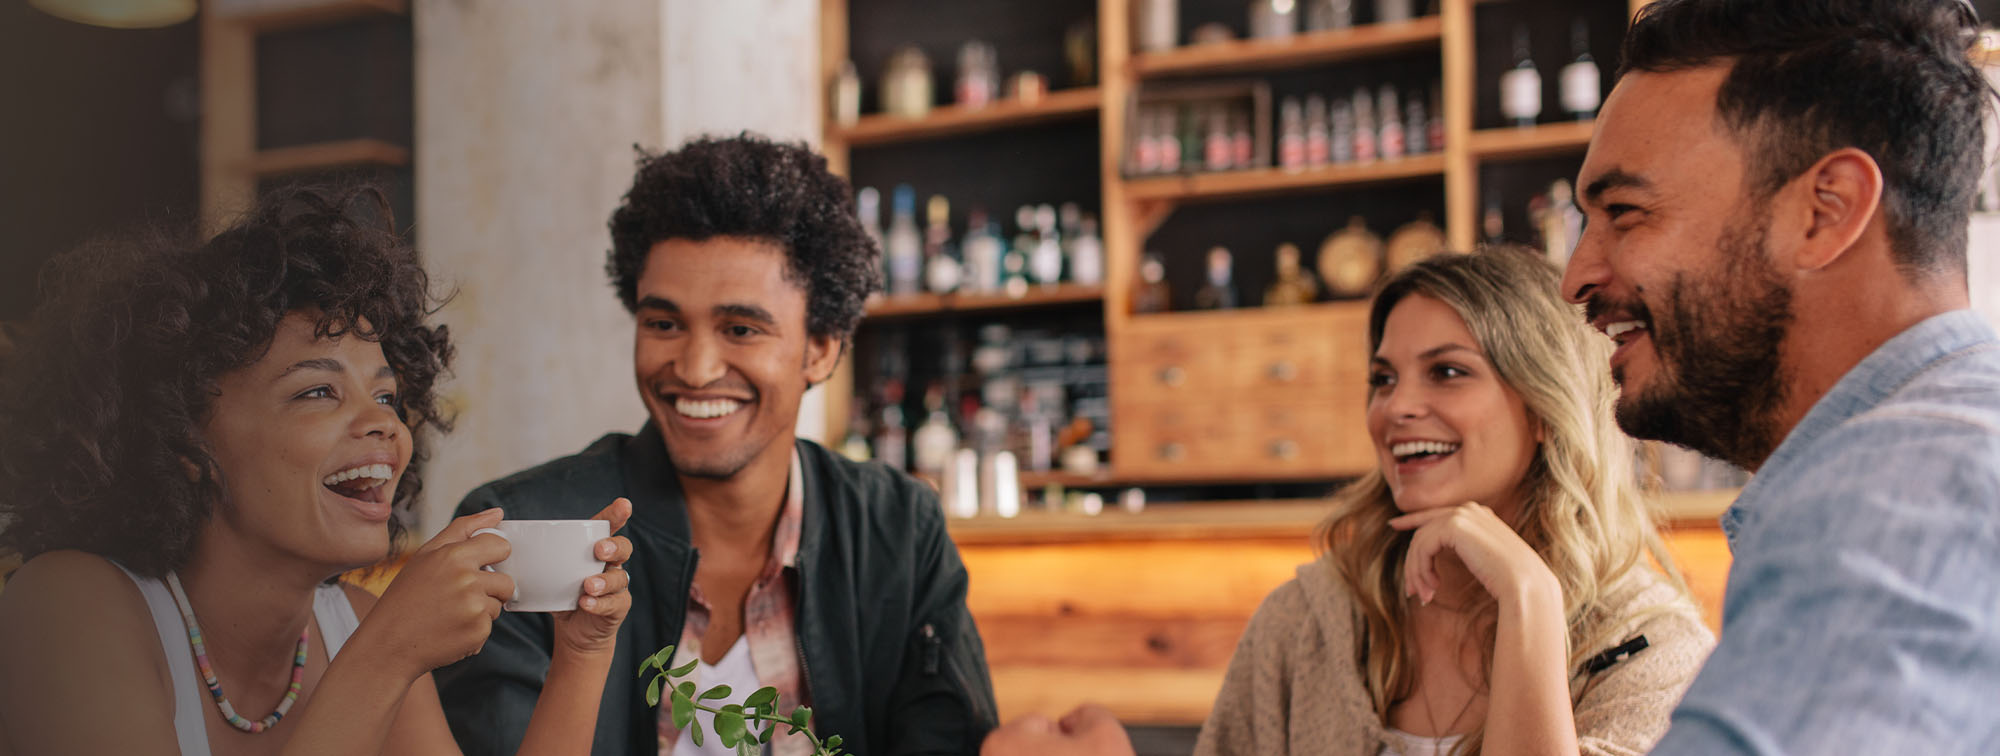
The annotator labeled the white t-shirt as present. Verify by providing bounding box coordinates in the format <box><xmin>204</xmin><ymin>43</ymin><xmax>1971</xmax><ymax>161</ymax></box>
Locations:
<box><xmin>673</xmin><ymin>637</ymin><xmax>764</xmax><ymax>755</ymax></box>
<box><xmin>1380</xmin><ymin>728</ymin><xmax>1465</xmax><ymax>756</ymax></box>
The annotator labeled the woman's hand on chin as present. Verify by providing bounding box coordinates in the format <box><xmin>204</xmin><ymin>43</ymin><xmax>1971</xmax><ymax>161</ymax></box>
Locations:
<box><xmin>551</xmin><ymin>497</ymin><xmax>635</xmax><ymax>658</ymax></box>
<box><xmin>1390</xmin><ymin>502</ymin><xmax>1559</xmax><ymax>609</ymax></box>
<box><xmin>351</xmin><ymin>508</ymin><xmax>516</xmax><ymax>681</ymax></box>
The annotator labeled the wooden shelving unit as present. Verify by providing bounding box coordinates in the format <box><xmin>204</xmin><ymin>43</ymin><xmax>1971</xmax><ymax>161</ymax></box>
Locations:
<box><xmin>833</xmin><ymin>87</ymin><xmax>1101</xmax><ymax>147</ymax></box>
<box><xmin>1123</xmin><ymin>155</ymin><xmax>1448</xmax><ymax>203</ymax></box>
<box><xmin>863</xmin><ymin>283</ymin><xmax>1104</xmax><ymax>320</ymax></box>
<box><xmin>1469</xmin><ymin>120</ymin><xmax>1596</xmax><ymax>162</ymax></box>
<box><xmin>247</xmin><ymin>138</ymin><xmax>411</xmax><ymax>177</ymax></box>
<box><xmin>1130</xmin><ymin>17</ymin><xmax>1443</xmax><ymax>78</ymax></box>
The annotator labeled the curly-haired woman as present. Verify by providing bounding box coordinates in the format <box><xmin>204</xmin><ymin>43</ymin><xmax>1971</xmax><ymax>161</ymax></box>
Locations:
<box><xmin>1195</xmin><ymin>250</ymin><xmax>1716</xmax><ymax>756</ymax></box>
<box><xmin>0</xmin><ymin>186</ymin><xmax>634</xmax><ymax>756</ymax></box>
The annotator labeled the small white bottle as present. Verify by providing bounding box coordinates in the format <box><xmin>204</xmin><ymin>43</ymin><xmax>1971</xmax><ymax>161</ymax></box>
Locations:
<box><xmin>1560</xmin><ymin>18</ymin><xmax>1602</xmax><ymax>120</ymax></box>
<box><xmin>1501</xmin><ymin>26</ymin><xmax>1543</xmax><ymax>127</ymax></box>
<box><xmin>1069</xmin><ymin>214</ymin><xmax>1105</xmax><ymax>286</ymax></box>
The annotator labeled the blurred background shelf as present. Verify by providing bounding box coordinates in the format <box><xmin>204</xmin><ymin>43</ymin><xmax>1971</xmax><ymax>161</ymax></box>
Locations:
<box><xmin>834</xmin><ymin>87</ymin><xmax>1102</xmax><ymax>147</ymax></box>
<box><xmin>1131</xmin><ymin>17</ymin><xmax>1443</xmax><ymax>78</ymax></box>
<box><xmin>863</xmin><ymin>283</ymin><xmax>1105</xmax><ymax>319</ymax></box>
<box><xmin>1124</xmin><ymin>155</ymin><xmax>1447</xmax><ymax>204</ymax></box>
<box><xmin>1469</xmin><ymin>120</ymin><xmax>1595</xmax><ymax>161</ymax></box>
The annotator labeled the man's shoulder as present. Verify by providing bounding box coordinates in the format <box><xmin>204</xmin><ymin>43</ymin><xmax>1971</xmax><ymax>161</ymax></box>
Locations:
<box><xmin>459</xmin><ymin>430</ymin><xmax>637</xmax><ymax>517</ymax></box>
<box><xmin>798</xmin><ymin>440</ymin><xmax>939</xmax><ymax>524</ymax></box>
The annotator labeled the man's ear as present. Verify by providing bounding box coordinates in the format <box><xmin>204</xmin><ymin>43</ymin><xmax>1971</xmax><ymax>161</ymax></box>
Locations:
<box><xmin>1791</xmin><ymin>147</ymin><xmax>1883</xmax><ymax>273</ymax></box>
<box><xmin>804</xmin><ymin>334</ymin><xmax>844</xmax><ymax>388</ymax></box>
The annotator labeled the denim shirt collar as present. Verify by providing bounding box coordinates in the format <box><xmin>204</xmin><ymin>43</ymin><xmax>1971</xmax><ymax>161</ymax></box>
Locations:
<box><xmin>1720</xmin><ymin>309</ymin><xmax>1999</xmax><ymax>544</ymax></box>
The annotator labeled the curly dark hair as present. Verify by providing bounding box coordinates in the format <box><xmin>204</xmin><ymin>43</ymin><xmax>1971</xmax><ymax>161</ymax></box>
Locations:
<box><xmin>0</xmin><ymin>185</ymin><xmax>453</xmax><ymax>578</ymax></box>
<box><xmin>606</xmin><ymin>133</ymin><xmax>881</xmax><ymax>343</ymax></box>
<box><xmin>1622</xmin><ymin>0</ymin><xmax>1993</xmax><ymax>275</ymax></box>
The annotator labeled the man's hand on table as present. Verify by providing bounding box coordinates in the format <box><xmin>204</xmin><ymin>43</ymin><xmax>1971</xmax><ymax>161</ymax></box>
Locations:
<box><xmin>982</xmin><ymin>704</ymin><xmax>1137</xmax><ymax>756</ymax></box>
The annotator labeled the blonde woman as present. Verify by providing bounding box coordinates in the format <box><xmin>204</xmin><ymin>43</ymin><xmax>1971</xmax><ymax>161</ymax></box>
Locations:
<box><xmin>1196</xmin><ymin>250</ymin><xmax>1714</xmax><ymax>756</ymax></box>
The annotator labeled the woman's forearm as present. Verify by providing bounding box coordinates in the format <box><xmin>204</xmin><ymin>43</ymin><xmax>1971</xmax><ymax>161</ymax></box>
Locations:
<box><xmin>515</xmin><ymin>645</ymin><xmax>617</xmax><ymax>756</ymax></box>
<box><xmin>1483</xmin><ymin>574</ymin><xmax>1579</xmax><ymax>756</ymax></box>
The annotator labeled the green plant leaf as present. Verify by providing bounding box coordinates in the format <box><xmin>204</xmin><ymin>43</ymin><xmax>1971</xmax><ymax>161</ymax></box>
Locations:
<box><xmin>699</xmin><ymin>684</ymin><xmax>733</xmax><ymax>701</ymax></box>
<box><xmin>760</xmin><ymin>724</ymin><xmax>775</xmax><ymax>743</ymax></box>
<box><xmin>689</xmin><ymin>721</ymin><xmax>705</xmax><ymax>747</ymax></box>
<box><xmin>669</xmin><ymin>656</ymin><xmax>700</xmax><ymax>678</ymax></box>
<box><xmin>677</xmin><ymin>681</ymin><xmax>697</xmax><ymax>700</ymax></box>
<box><xmin>670</xmin><ymin>690</ymin><xmax>694</xmax><ymax>731</ymax></box>
<box><xmin>792</xmin><ymin>706</ymin><xmax>814</xmax><ymax>727</ymax></box>
<box><xmin>826</xmin><ymin>734</ymin><xmax>842</xmax><ymax>748</ymax></box>
<box><xmin>645</xmin><ymin>676</ymin><xmax>663</xmax><ymax>707</ymax></box>
<box><xmin>745</xmin><ymin>687</ymin><xmax>778</xmax><ymax>709</ymax></box>
<box><xmin>715</xmin><ymin>709</ymin><xmax>748</xmax><ymax>747</ymax></box>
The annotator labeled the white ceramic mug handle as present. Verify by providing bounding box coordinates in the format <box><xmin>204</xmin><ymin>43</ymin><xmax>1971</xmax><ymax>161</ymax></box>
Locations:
<box><xmin>469</xmin><ymin>528</ymin><xmax>515</xmax><ymax>602</ymax></box>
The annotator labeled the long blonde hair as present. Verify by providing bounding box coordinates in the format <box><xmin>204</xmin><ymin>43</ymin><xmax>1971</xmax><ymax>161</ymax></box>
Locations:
<box><xmin>1315</xmin><ymin>249</ymin><xmax>1687</xmax><ymax>752</ymax></box>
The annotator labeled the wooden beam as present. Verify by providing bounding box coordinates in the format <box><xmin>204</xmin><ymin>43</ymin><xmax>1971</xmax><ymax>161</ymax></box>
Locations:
<box><xmin>200</xmin><ymin>0</ymin><xmax>258</xmax><ymax>233</ymax></box>
<box><xmin>247</xmin><ymin>138</ymin><xmax>410</xmax><ymax>177</ymax></box>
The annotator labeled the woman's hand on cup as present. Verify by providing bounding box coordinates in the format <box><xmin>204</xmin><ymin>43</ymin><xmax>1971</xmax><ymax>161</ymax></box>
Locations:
<box><xmin>1388</xmin><ymin>502</ymin><xmax>1556</xmax><ymax>609</ymax></box>
<box><xmin>358</xmin><ymin>508</ymin><xmax>516</xmax><ymax>680</ymax></box>
<box><xmin>550</xmin><ymin>497</ymin><xmax>635</xmax><ymax>657</ymax></box>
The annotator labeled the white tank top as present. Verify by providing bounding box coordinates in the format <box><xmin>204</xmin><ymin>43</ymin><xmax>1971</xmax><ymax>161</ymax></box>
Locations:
<box><xmin>673</xmin><ymin>637</ymin><xmax>763</xmax><ymax>756</ymax></box>
<box><xmin>117</xmin><ymin>564</ymin><xmax>360</xmax><ymax>756</ymax></box>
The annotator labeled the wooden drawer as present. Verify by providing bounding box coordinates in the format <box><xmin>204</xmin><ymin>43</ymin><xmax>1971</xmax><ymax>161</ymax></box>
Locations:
<box><xmin>1113</xmin><ymin>399</ymin><xmax>1374</xmax><ymax>481</ymax></box>
<box><xmin>1112</xmin><ymin>304</ymin><xmax>1373</xmax><ymax>404</ymax></box>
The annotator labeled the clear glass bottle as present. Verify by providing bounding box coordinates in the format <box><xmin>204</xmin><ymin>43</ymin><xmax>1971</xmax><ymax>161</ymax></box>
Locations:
<box><xmin>1561</xmin><ymin>17</ymin><xmax>1601</xmax><ymax>120</ymax></box>
<box><xmin>1003</xmin><ymin>206</ymin><xmax>1035</xmax><ymax>297</ymax></box>
<box><xmin>1377</xmin><ymin>85</ymin><xmax>1405</xmax><ymax>160</ymax></box>
<box><xmin>1305</xmin><ymin>0</ymin><xmax>1353</xmax><ymax>31</ymax></box>
<box><xmin>831</xmin><ymin>60</ymin><xmax>861</xmax><ymax>126</ymax></box>
<box><xmin>1405</xmin><ymin>86</ymin><xmax>1428</xmax><ymax>154</ymax></box>
<box><xmin>962</xmin><ymin>207</ymin><xmax>1003</xmax><ymax>293</ymax></box>
<box><xmin>1204</xmin><ymin>104</ymin><xmax>1233</xmax><ymax>171</ymax></box>
<box><xmin>885</xmin><ymin>184</ymin><xmax>923</xmax><ymax>296</ymax></box>
<box><xmin>1330</xmin><ymin>96</ymin><xmax>1355</xmax><ymax>163</ymax></box>
<box><xmin>1230</xmin><ymin>108</ymin><xmax>1255</xmax><ymax>168</ymax></box>
<box><xmin>1030</xmin><ymin>204</ymin><xmax>1065</xmax><ymax>286</ymax></box>
<box><xmin>912</xmin><ymin>383</ymin><xmax>959</xmax><ymax>483</ymax></box>
<box><xmin>956</xmin><ymin>41</ymin><xmax>998</xmax><ymax>109</ymax></box>
<box><xmin>1304</xmin><ymin>93</ymin><xmax>1330</xmax><ymax>167</ymax></box>
<box><xmin>1134</xmin><ymin>251</ymin><xmax>1171</xmax><ymax>313</ymax></box>
<box><xmin>1159</xmin><ymin>109</ymin><xmax>1183</xmax><ymax>173</ymax></box>
<box><xmin>874</xmin><ymin>379</ymin><xmax>908</xmax><ymax>471</ymax></box>
<box><xmin>1250</xmin><ymin>0</ymin><xmax>1297</xmax><ymax>41</ymax></box>
<box><xmin>882</xmin><ymin>46</ymin><xmax>934</xmax><ymax>118</ymax></box>
<box><xmin>1501</xmin><ymin>26</ymin><xmax>1542</xmax><ymax>127</ymax></box>
<box><xmin>1070</xmin><ymin>213</ymin><xmax>1105</xmax><ymax>286</ymax></box>
<box><xmin>923</xmin><ymin>195</ymin><xmax>960</xmax><ymax>294</ymax></box>
<box><xmin>1352</xmin><ymin>87</ymin><xmax>1377</xmax><ymax>161</ymax></box>
<box><xmin>1279</xmin><ymin>96</ymin><xmax>1306</xmax><ymax>172</ymax></box>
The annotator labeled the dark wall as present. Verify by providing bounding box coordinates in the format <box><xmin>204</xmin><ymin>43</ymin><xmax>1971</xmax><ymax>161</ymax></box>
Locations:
<box><xmin>0</xmin><ymin>3</ymin><xmax>200</xmax><ymax>322</ymax></box>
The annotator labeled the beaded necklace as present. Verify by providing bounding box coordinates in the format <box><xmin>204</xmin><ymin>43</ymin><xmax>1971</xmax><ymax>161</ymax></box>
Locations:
<box><xmin>165</xmin><ymin>573</ymin><xmax>308</xmax><ymax>734</ymax></box>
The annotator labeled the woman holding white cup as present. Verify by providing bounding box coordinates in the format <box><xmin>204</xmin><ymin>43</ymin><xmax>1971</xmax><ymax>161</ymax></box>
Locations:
<box><xmin>0</xmin><ymin>186</ymin><xmax>635</xmax><ymax>756</ymax></box>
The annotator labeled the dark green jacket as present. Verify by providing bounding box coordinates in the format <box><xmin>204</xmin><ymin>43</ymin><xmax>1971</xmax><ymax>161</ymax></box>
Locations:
<box><xmin>435</xmin><ymin>426</ymin><xmax>998</xmax><ymax>756</ymax></box>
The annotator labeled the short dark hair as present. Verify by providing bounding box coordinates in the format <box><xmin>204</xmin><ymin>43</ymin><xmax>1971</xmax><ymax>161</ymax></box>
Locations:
<box><xmin>1621</xmin><ymin>0</ymin><xmax>1992</xmax><ymax>274</ymax></box>
<box><xmin>606</xmin><ymin>133</ymin><xmax>881</xmax><ymax>343</ymax></box>
<box><xmin>0</xmin><ymin>185</ymin><xmax>453</xmax><ymax>577</ymax></box>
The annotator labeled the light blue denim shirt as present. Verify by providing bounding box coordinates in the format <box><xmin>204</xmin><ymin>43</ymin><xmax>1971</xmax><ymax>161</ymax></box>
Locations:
<box><xmin>1653</xmin><ymin>310</ymin><xmax>2000</xmax><ymax>754</ymax></box>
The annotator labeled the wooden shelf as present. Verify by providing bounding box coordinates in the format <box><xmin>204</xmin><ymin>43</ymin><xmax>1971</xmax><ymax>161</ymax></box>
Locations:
<box><xmin>1131</xmin><ymin>18</ymin><xmax>1443</xmax><ymax>79</ymax></box>
<box><xmin>1123</xmin><ymin>154</ymin><xmax>1446</xmax><ymax>204</ymax></box>
<box><xmin>864</xmin><ymin>283</ymin><xmax>1103</xmax><ymax>320</ymax></box>
<box><xmin>832</xmin><ymin>88</ymin><xmax>1101</xmax><ymax>148</ymax></box>
<box><xmin>213</xmin><ymin>0</ymin><xmax>406</xmax><ymax>31</ymax></box>
<box><xmin>248</xmin><ymin>138</ymin><xmax>411</xmax><ymax>178</ymax></box>
<box><xmin>1468</xmin><ymin>121</ymin><xmax>1596</xmax><ymax>162</ymax></box>
<box><xmin>1018</xmin><ymin>470</ymin><xmax>1120</xmax><ymax>490</ymax></box>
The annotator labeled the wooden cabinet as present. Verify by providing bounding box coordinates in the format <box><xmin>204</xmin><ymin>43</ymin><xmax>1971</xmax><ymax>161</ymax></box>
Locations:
<box><xmin>1110</xmin><ymin>303</ymin><xmax>1373</xmax><ymax>481</ymax></box>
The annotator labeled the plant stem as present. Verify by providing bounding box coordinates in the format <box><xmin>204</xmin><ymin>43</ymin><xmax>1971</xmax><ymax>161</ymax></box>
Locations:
<box><xmin>684</xmin><ymin>699</ymin><xmax>829</xmax><ymax>754</ymax></box>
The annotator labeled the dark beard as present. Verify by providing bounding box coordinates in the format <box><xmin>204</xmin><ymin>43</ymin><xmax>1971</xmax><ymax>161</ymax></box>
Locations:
<box><xmin>1610</xmin><ymin>214</ymin><xmax>1793</xmax><ymax>470</ymax></box>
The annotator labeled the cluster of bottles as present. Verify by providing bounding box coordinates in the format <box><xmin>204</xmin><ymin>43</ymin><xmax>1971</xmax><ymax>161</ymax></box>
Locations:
<box><xmin>1483</xmin><ymin>178</ymin><xmax>1584</xmax><ymax>266</ymax></box>
<box><xmin>1133</xmin><ymin>214</ymin><xmax>1447</xmax><ymax>313</ymax></box>
<box><xmin>1130</xmin><ymin>101</ymin><xmax>1259</xmax><ymax>175</ymax></box>
<box><xmin>1279</xmin><ymin>83</ymin><xmax>1442</xmax><ymax>172</ymax></box>
<box><xmin>1500</xmin><ymin>19</ymin><xmax>1604</xmax><ymax>127</ymax></box>
<box><xmin>1133</xmin><ymin>0</ymin><xmax>1421</xmax><ymax>53</ymax></box>
<box><xmin>859</xmin><ymin>186</ymin><xmax>1106</xmax><ymax>299</ymax></box>
<box><xmin>841</xmin><ymin>326</ymin><xmax>1111</xmax><ymax>518</ymax></box>
<box><xmin>829</xmin><ymin>21</ymin><xmax>1096</xmax><ymax>125</ymax></box>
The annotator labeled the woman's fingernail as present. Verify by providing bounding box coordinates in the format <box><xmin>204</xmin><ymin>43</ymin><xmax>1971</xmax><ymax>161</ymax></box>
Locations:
<box><xmin>582</xmin><ymin>597</ymin><xmax>597</xmax><ymax>609</ymax></box>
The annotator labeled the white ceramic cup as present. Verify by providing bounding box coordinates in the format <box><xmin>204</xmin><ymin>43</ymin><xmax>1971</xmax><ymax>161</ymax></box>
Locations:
<box><xmin>471</xmin><ymin>520</ymin><xmax>610</xmax><ymax>612</ymax></box>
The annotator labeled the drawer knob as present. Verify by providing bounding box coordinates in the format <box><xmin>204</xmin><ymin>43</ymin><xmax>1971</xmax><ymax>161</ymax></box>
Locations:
<box><xmin>1158</xmin><ymin>442</ymin><xmax>1186</xmax><ymax>461</ymax></box>
<box><xmin>1157</xmin><ymin>366</ymin><xmax>1186</xmax><ymax>387</ymax></box>
<box><xmin>1267</xmin><ymin>360</ymin><xmax>1298</xmax><ymax>382</ymax></box>
<box><xmin>1269</xmin><ymin>439</ymin><xmax>1300</xmax><ymax>460</ymax></box>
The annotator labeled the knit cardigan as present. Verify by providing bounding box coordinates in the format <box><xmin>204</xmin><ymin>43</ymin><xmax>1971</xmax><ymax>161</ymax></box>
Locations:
<box><xmin>1195</xmin><ymin>557</ymin><xmax>1715</xmax><ymax>756</ymax></box>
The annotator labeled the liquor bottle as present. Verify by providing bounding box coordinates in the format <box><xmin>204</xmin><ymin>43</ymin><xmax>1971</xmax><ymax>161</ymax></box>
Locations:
<box><xmin>885</xmin><ymin>185</ymin><xmax>923</xmax><ymax>296</ymax></box>
<box><xmin>1030</xmin><ymin>204</ymin><xmax>1065</xmax><ymax>286</ymax></box>
<box><xmin>923</xmin><ymin>195</ymin><xmax>961</xmax><ymax>294</ymax></box>
<box><xmin>1375</xmin><ymin>0</ymin><xmax>1413</xmax><ymax>24</ymax></box>
<box><xmin>831</xmin><ymin>60</ymin><xmax>861</xmax><ymax>127</ymax></box>
<box><xmin>1159</xmin><ymin>109</ymin><xmax>1183</xmax><ymax>173</ymax></box>
<box><xmin>1330</xmin><ymin>96</ymin><xmax>1355</xmax><ymax>163</ymax></box>
<box><xmin>1134</xmin><ymin>251</ymin><xmax>1172</xmax><ymax>313</ymax></box>
<box><xmin>1135</xmin><ymin>107</ymin><xmax>1162</xmax><ymax>174</ymax></box>
<box><xmin>1427</xmin><ymin>83</ymin><xmax>1445</xmax><ymax>151</ymax></box>
<box><xmin>1250</xmin><ymin>0</ymin><xmax>1297</xmax><ymax>41</ymax></box>
<box><xmin>1229</xmin><ymin>109</ymin><xmax>1254</xmax><ymax>168</ymax></box>
<box><xmin>838</xmin><ymin>406</ymin><xmax>872</xmax><ymax>462</ymax></box>
<box><xmin>1377</xmin><ymin>86</ymin><xmax>1405</xmax><ymax>160</ymax></box>
<box><xmin>1020</xmin><ymin>388</ymin><xmax>1056</xmax><ymax>473</ymax></box>
<box><xmin>1003</xmin><ymin>206</ymin><xmax>1034</xmax><ymax>297</ymax></box>
<box><xmin>882</xmin><ymin>46</ymin><xmax>934</xmax><ymax>119</ymax></box>
<box><xmin>1263</xmin><ymin>243</ymin><xmax>1320</xmax><ymax>307</ymax></box>
<box><xmin>1279</xmin><ymin>96</ymin><xmax>1306</xmax><ymax>172</ymax></box>
<box><xmin>1482</xmin><ymin>195</ymin><xmax>1506</xmax><ymax>245</ymax></box>
<box><xmin>1204</xmin><ymin>105</ymin><xmax>1233</xmax><ymax>171</ymax></box>
<box><xmin>1352</xmin><ymin>87</ymin><xmax>1378</xmax><ymax>161</ymax></box>
<box><xmin>1133</xmin><ymin>0</ymin><xmax>1177</xmax><ymax>53</ymax></box>
<box><xmin>1561</xmin><ymin>18</ymin><xmax>1602</xmax><ymax>120</ymax></box>
<box><xmin>963</xmin><ymin>207</ymin><xmax>1003</xmax><ymax>293</ymax></box>
<box><xmin>1305</xmin><ymin>0</ymin><xmax>1353</xmax><ymax>31</ymax></box>
<box><xmin>1069</xmin><ymin>213</ymin><xmax>1105</xmax><ymax>286</ymax></box>
<box><xmin>1066</xmin><ymin>20</ymin><xmax>1097</xmax><ymax>87</ymax></box>
<box><xmin>874</xmin><ymin>379</ymin><xmax>908</xmax><ymax>471</ymax></box>
<box><xmin>912</xmin><ymin>383</ymin><xmax>959</xmax><ymax>483</ymax></box>
<box><xmin>857</xmin><ymin>187</ymin><xmax>886</xmax><ymax>288</ymax></box>
<box><xmin>1193</xmin><ymin>246</ymin><xmax>1238</xmax><ymax>310</ymax></box>
<box><xmin>1405</xmin><ymin>86</ymin><xmax>1428</xmax><ymax>154</ymax></box>
<box><xmin>1178</xmin><ymin>104</ymin><xmax>1202</xmax><ymax>172</ymax></box>
<box><xmin>1501</xmin><ymin>26</ymin><xmax>1542</xmax><ymax>127</ymax></box>
<box><xmin>1304</xmin><ymin>93</ymin><xmax>1330</xmax><ymax>167</ymax></box>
